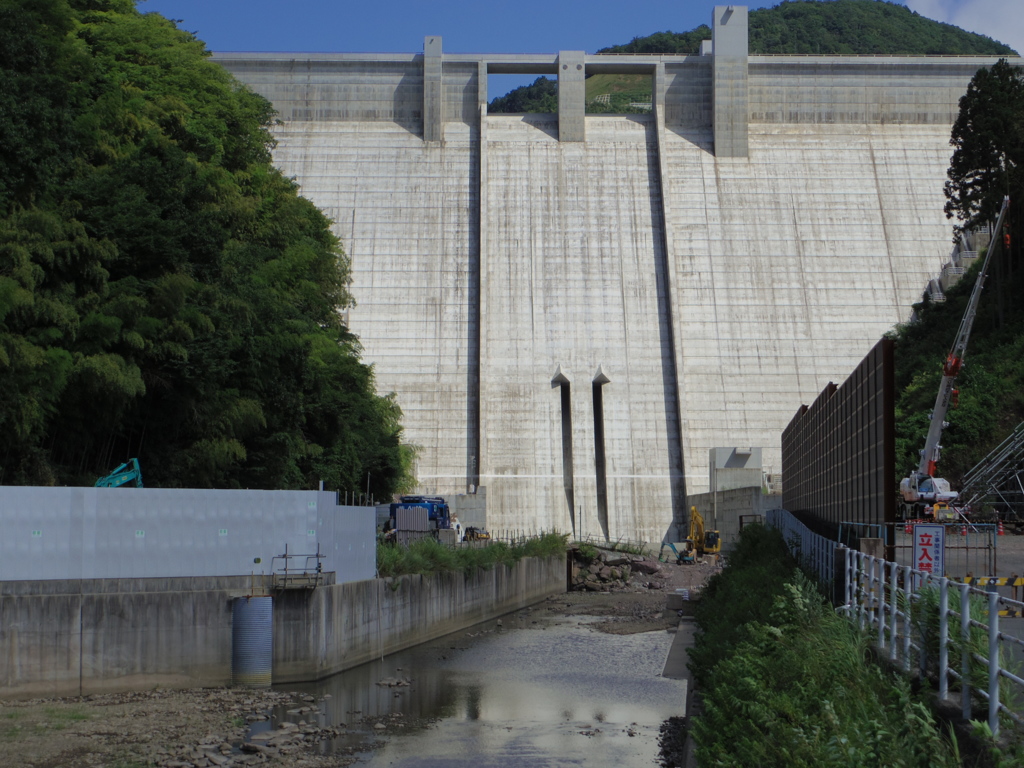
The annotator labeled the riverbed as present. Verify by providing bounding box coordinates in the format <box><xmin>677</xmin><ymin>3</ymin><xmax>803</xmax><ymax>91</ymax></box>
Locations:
<box><xmin>273</xmin><ymin>609</ymin><xmax>687</xmax><ymax>768</ymax></box>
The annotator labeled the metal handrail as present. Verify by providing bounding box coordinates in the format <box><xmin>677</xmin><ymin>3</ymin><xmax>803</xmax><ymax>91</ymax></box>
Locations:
<box><xmin>768</xmin><ymin>509</ymin><xmax>1024</xmax><ymax>735</ymax></box>
<box><xmin>271</xmin><ymin>543</ymin><xmax>324</xmax><ymax>590</ymax></box>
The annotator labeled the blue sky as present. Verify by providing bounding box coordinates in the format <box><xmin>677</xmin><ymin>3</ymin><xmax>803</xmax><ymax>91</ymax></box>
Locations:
<box><xmin>139</xmin><ymin>0</ymin><xmax>1022</xmax><ymax>99</ymax></box>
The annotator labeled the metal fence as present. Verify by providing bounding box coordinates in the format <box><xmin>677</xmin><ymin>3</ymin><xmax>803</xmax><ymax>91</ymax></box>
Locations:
<box><xmin>842</xmin><ymin>549</ymin><xmax>1024</xmax><ymax>736</ymax></box>
<box><xmin>766</xmin><ymin>507</ymin><xmax>839</xmax><ymax>598</ymax></box>
<box><xmin>768</xmin><ymin>507</ymin><xmax>1024</xmax><ymax>735</ymax></box>
<box><xmin>838</xmin><ymin>519</ymin><xmax>998</xmax><ymax>577</ymax></box>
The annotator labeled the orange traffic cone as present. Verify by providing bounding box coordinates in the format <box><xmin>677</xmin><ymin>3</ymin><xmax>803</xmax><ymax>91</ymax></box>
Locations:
<box><xmin>905</xmin><ymin>521</ymin><xmax>912</xmax><ymax>534</ymax></box>
<box><xmin>998</xmin><ymin>520</ymin><xmax>1005</xmax><ymax>536</ymax></box>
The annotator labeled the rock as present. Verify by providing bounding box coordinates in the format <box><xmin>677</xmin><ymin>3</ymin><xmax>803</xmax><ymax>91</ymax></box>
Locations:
<box><xmin>630</xmin><ymin>559</ymin><xmax>661</xmax><ymax>575</ymax></box>
<box><xmin>604</xmin><ymin>555</ymin><xmax>631</xmax><ymax>567</ymax></box>
<box><xmin>374</xmin><ymin>722</ymin><xmax>386</xmax><ymax>730</ymax></box>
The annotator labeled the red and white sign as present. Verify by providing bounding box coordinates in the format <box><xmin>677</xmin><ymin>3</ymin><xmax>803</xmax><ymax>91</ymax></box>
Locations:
<box><xmin>913</xmin><ymin>523</ymin><xmax>944</xmax><ymax>584</ymax></box>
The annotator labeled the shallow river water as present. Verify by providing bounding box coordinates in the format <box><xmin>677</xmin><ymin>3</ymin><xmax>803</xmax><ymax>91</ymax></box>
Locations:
<box><xmin>269</xmin><ymin>609</ymin><xmax>686</xmax><ymax>767</ymax></box>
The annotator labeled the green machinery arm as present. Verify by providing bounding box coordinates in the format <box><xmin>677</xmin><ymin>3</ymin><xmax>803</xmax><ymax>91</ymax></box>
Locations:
<box><xmin>94</xmin><ymin>458</ymin><xmax>143</xmax><ymax>488</ymax></box>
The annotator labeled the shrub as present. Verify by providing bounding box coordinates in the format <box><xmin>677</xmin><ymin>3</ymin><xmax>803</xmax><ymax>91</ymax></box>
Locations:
<box><xmin>688</xmin><ymin>524</ymin><xmax>795</xmax><ymax>682</ymax></box>
<box><xmin>376</xmin><ymin>532</ymin><xmax>567</xmax><ymax>578</ymax></box>
<box><xmin>691</xmin><ymin>527</ymin><xmax>960</xmax><ymax>767</ymax></box>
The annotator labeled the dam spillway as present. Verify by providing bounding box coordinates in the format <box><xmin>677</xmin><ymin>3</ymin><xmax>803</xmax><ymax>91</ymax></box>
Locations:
<box><xmin>214</xmin><ymin>7</ymin><xmax>1020</xmax><ymax>543</ymax></box>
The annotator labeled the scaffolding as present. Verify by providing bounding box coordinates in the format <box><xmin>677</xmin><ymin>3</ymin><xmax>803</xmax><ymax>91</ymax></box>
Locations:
<box><xmin>958</xmin><ymin>421</ymin><xmax>1024</xmax><ymax>526</ymax></box>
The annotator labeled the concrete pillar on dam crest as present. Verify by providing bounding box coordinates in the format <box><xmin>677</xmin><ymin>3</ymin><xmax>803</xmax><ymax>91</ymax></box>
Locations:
<box><xmin>424</xmin><ymin>36</ymin><xmax>443</xmax><ymax>142</ymax></box>
<box><xmin>558</xmin><ymin>51</ymin><xmax>586</xmax><ymax>142</ymax></box>
<box><xmin>713</xmin><ymin>5</ymin><xmax>749</xmax><ymax>158</ymax></box>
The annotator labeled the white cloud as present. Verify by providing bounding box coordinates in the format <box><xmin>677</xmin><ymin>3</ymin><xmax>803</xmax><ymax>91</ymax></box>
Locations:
<box><xmin>905</xmin><ymin>0</ymin><xmax>1024</xmax><ymax>55</ymax></box>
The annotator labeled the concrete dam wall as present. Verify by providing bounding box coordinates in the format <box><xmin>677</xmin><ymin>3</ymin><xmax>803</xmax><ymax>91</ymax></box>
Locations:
<box><xmin>214</xmin><ymin>7</ymin><xmax>1020</xmax><ymax>544</ymax></box>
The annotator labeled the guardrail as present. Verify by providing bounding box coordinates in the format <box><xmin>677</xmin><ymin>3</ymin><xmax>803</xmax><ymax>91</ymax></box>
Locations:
<box><xmin>766</xmin><ymin>509</ymin><xmax>1024</xmax><ymax>735</ymax></box>
<box><xmin>271</xmin><ymin>543</ymin><xmax>324</xmax><ymax>590</ymax></box>
<box><xmin>766</xmin><ymin>508</ymin><xmax>838</xmax><ymax>598</ymax></box>
<box><xmin>843</xmin><ymin>550</ymin><xmax>1024</xmax><ymax>736</ymax></box>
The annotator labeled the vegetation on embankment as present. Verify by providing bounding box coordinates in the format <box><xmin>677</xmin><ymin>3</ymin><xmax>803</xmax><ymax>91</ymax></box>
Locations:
<box><xmin>892</xmin><ymin>260</ymin><xmax>1024</xmax><ymax>486</ymax></box>
<box><xmin>489</xmin><ymin>0</ymin><xmax>1016</xmax><ymax>113</ymax></box>
<box><xmin>688</xmin><ymin>525</ymin><xmax>960</xmax><ymax>767</ymax></box>
<box><xmin>891</xmin><ymin>59</ymin><xmax>1024</xmax><ymax>487</ymax></box>
<box><xmin>376</xmin><ymin>532</ymin><xmax>567</xmax><ymax>577</ymax></box>
<box><xmin>0</xmin><ymin>0</ymin><xmax>414</xmax><ymax>494</ymax></box>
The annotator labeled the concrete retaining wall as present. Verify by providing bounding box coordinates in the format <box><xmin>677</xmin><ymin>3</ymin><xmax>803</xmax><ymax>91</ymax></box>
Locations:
<box><xmin>274</xmin><ymin>553</ymin><xmax>565</xmax><ymax>682</ymax></box>
<box><xmin>0</xmin><ymin>576</ymin><xmax>258</xmax><ymax>698</ymax></box>
<box><xmin>0</xmin><ymin>556</ymin><xmax>565</xmax><ymax>698</ymax></box>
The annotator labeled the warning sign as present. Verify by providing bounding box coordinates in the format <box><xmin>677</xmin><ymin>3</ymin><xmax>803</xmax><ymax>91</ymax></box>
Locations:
<box><xmin>913</xmin><ymin>523</ymin><xmax>944</xmax><ymax>585</ymax></box>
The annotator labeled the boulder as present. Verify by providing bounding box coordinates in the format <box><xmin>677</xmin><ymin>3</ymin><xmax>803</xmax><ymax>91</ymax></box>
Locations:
<box><xmin>630</xmin><ymin>559</ymin><xmax>662</xmax><ymax>575</ymax></box>
<box><xmin>603</xmin><ymin>555</ymin><xmax>631</xmax><ymax>567</ymax></box>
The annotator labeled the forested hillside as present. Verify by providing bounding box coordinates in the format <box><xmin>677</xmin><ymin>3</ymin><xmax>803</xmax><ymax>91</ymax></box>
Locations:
<box><xmin>490</xmin><ymin>0</ymin><xmax>1018</xmax><ymax>113</ymax></box>
<box><xmin>891</xmin><ymin>59</ymin><xmax>1024</xmax><ymax>486</ymax></box>
<box><xmin>0</xmin><ymin>0</ymin><xmax>414</xmax><ymax>494</ymax></box>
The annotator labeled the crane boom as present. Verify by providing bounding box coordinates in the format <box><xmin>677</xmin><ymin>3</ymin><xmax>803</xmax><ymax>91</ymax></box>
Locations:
<box><xmin>917</xmin><ymin>196</ymin><xmax>1009</xmax><ymax>477</ymax></box>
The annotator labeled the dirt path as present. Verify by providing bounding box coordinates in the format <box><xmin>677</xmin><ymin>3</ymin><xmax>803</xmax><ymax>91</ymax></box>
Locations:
<box><xmin>1</xmin><ymin>555</ymin><xmax>719</xmax><ymax>768</ymax></box>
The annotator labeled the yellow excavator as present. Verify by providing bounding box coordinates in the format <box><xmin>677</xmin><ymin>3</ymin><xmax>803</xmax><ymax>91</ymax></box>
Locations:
<box><xmin>678</xmin><ymin>506</ymin><xmax>721</xmax><ymax>563</ymax></box>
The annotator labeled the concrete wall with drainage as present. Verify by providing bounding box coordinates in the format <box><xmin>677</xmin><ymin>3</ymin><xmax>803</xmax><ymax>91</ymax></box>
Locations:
<box><xmin>0</xmin><ymin>556</ymin><xmax>566</xmax><ymax>698</ymax></box>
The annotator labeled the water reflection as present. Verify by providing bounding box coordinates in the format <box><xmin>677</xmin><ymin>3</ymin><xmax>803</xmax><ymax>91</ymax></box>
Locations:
<box><xmin>272</xmin><ymin>610</ymin><xmax>685</xmax><ymax>767</ymax></box>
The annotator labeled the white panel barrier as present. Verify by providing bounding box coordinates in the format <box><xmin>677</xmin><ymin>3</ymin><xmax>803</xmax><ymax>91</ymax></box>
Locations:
<box><xmin>0</xmin><ymin>487</ymin><xmax>374</xmax><ymax>583</ymax></box>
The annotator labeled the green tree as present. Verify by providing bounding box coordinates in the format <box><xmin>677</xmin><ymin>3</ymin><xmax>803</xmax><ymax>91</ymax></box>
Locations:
<box><xmin>944</xmin><ymin>59</ymin><xmax>1024</xmax><ymax>240</ymax></box>
<box><xmin>488</xmin><ymin>76</ymin><xmax>557</xmax><ymax>114</ymax></box>
<box><xmin>0</xmin><ymin>0</ymin><xmax>414</xmax><ymax>496</ymax></box>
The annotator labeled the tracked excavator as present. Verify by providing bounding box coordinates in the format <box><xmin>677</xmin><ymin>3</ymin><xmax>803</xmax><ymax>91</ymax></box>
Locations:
<box><xmin>677</xmin><ymin>506</ymin><xmax>721</xmax><ymax>563</ymax></box>
<box><xmin>899</xmin><ymin>196</ymin><xmax>1010</xmax><ymax>520</ymax></box>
